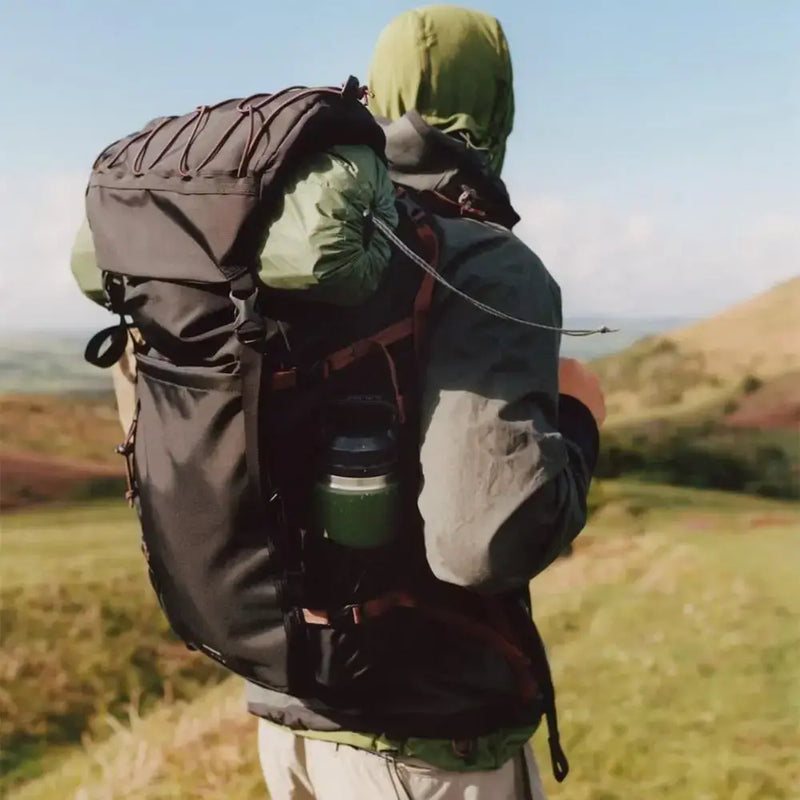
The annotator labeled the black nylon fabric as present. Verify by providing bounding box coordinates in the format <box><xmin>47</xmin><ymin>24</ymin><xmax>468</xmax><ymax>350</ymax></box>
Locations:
<box><xmin>250</xmin><ymin>208</ymin><xmax>546</xmax><ymax>732</ymax></box>
<box><xmin>83</xmin><ymin>82</ymin><xmax>555</xmax><ymax>737</ymax></box>
<box><xmin>86</xmin><ymin>85</ymin><xmax>385</xmax><ymax>282</ymax></box>
<box><xmin>84</xmin><ymin>81</ymin><xmax>385</xmax><ymax>692</ymax></box>
<box><xmin>134</xmin><ymin>352</ymin><xmax>290</xmax><ymax>688</ymax></box>
<box><xmin>117</xmin><ymin>202</ymin><xmax>544</xmax><ymax>732</ymax></box>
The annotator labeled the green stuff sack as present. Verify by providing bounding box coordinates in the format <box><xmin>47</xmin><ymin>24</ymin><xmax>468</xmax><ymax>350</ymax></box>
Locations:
<box><xmin>70</xmin><ymin>217</ymin><xmax>105</xmax><ymax>305</ymax></box>
<box><xmin>259</xmin><ymin>144</ymin><xmax>398</xmax><ymax>304</ymax></box>
<box><xmin>71</xmin><ymin>144</ymin><xmax>398</xmax><ymax>307</ymax></box>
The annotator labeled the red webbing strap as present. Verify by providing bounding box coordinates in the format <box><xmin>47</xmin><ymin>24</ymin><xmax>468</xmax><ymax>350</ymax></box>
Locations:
<box><xmin>326</xmin><ymin>318</ymin><xmax>413</xmax><ymax>373</ymax></box>
<box><xmin>369</xmin><ymin>340</ymin><xmax>406</xmax><ymax>424</ymax></box>
<box><xmin>301</xmin><ymin>590</ymin><xmax>538</xmax><ymax>703</ymax></box>
<box><xmin>270</xmin><ymin>317</ymin><xmax>414</xmax><ymax>391</ymax></box>
<box><xmin>411</xmin><ymin>222</ymin><xmax>440</xmax><ymax>357</ymax></box>
<box><xmin>270</xmin><ymin>210</ymin><xmax>439</xmax><ymax>391</ymax></box>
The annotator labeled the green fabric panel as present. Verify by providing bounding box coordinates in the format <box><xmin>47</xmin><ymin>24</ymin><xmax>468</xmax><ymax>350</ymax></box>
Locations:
<box><xmin>259</xmin><ymin>145</ymin><xmax>398</xmax><ymax>305</ymax></box>
<box><xmin>268</xmin><ymin>720</ymin><xmax>538</xmax><ymax>772</ymax></box>
<box><xmin>368</xmin><ymin>5</ymin><xmax>514</xmax><ymax>175</ymax></box>
<box><xmin>70</xmin><ymin>217</ymin><xmax>106</xmax><ymax>306</ymax></box>
<box><xmin>72</xmin><ymin>145</ymin><xmax>397</xmax><ymax>308</ymax></box>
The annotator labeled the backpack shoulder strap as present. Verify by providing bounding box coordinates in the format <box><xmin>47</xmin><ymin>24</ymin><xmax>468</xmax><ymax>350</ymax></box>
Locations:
<box><xmin>270</xmin><ymin>195</ymin><xmax>441</xmax><ymax>392</ymax></box>
<box><xmin>403</xmin><ymin>196</ymin><xmax>440</xmax><ymax>357</ymax></box>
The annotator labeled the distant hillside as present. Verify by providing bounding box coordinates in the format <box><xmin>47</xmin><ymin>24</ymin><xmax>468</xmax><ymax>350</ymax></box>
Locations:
<box><xmin>0</xmin><ymin>394</ymin><xmax>123</xmax><ymax>510</ymax></box>
<box><xmin>593</xmin><ymin>277</ymin><xmax>800</xmax><ymax>427</ymax></box>
<box><xmin>0</xmin><ymin>333</ymin><xmax>112</xmax><ymax>394</ymax></box>
<box><xmin>560</xmin><ymin>316</ymin><xmax>692</xmax><ymax>361</ymax></box>
<box><xmin>591</xmin><ymin>278</ymin><xmax>799</xmax><ymax>499</ymax></box>
<box><xmin>668</xmin><ymin>276</ymin><xmax>799</xmax><ymax>380</ymax></box>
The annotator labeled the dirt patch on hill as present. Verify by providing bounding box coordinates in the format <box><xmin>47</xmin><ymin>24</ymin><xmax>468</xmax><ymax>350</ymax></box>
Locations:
<box><xmin>724</xmin><ymin>375</ymin><xmax>800</xmax><ymax>430</ymax></box>
<box><xmin>0</xmin><ymin>393</ymin><xmax>121</xmax><ymax>466</ymax></box>
<box><xmin>0</xmin><ymin>449</ymin><xmax>124</xmax><ymax>510</ymax></box>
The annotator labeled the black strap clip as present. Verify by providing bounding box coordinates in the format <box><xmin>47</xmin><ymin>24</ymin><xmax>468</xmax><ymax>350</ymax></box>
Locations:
<box><xmin>328</xmin><ymin>604</ymin><xmax>363</xmax><ymax>629</ymax></box>
<box><xmin>396</xmin><ymin>190</ymin><xmax>428</xmax><ymax>226</ymax></box>
<box><xmin>103</xmin><ymin>272</ymin><xmax>126</xmax><ymax>315</ymax></box>
<box><xmin>230</xmin><ymin>273</ymin><xmax>267</xmax><ymax>346</ymax></box>
<box><xmin>341</xmin><ymin>75</ymin><xmax>368</xmax><ymax>103</ymax></box>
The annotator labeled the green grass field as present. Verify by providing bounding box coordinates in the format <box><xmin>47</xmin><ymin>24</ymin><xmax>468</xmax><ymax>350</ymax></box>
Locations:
<box><xmin>3</xmin><ymin>484</ymin><xmax>799</xmax><ymax>799</ymax></box>
<box><xmin>1</xmin><ymin>503</ymin><xmax>227</xmax><ymax>791</ymax></box>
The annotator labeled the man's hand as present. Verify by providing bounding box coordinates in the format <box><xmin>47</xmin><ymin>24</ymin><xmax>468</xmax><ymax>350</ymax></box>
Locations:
<box><xmin>559</xmin><ymin>358</ymin><xmax>606</xmax><ymax>428</ymax></box>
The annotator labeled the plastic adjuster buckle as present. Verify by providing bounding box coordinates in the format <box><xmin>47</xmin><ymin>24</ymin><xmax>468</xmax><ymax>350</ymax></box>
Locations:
<box><xmin>229</xmin><ymin>287</ymin><xmax>266</xmax><ymax>345</ymax></box>
<box><xmin>328</xmin><ymin>604</ymin><xmax>363</xmax><ymax>629</ymax></box>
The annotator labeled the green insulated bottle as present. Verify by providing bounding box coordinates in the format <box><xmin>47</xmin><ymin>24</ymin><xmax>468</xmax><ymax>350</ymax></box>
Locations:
<box><xmin>313</xmin><ymin>400</ymin><xmax>400</xmax><ymax>549</ymax></box>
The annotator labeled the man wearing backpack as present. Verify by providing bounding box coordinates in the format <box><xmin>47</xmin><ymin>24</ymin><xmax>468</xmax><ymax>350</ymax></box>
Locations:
<box><xmin>90</xmin><ymin>5</ymin><xmax>604</xmax><ymax>796</ymax></box>
<box><xmin>250</xmin><ymin>6</ymin><xmax>605</xmax><ymax>799</ymax></box>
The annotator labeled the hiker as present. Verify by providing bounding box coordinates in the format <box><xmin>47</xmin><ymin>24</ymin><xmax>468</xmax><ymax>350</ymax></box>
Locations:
<box><xmin>74</xmin><ymin>5</ymin><xmax>604</xmax><ymax>799</ymax></box>
<box><xmin>250</xmin><ymin>6</ymin><xmax>605</xmax><ymax>799</ymax></box>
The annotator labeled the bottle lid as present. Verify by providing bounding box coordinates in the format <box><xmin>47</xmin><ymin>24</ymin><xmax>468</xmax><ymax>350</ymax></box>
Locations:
<box><xmin>325</xmin><ymin>429</ymin><xmax>397</xmax><ymax>477</ymax></box>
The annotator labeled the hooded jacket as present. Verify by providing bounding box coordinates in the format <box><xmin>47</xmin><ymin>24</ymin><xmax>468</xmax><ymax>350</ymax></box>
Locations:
<box><xmin>246</xmin><ymin>5</ymin><xmax>597</xmax><ymax>774</ymax></box>
<box><xmin>368</xmin><ymin>4</ymin><xmax>514</xmax><ymax>175</ymax></box>
<box><xmin>247</xmin><ymin>108</ymin><xmax>596</xmax><ymax>785</ymax></box>
<box><xmin>91</xmin><ymin>4</ymin><xmax>596</xmax><ymax>779</ymax></box>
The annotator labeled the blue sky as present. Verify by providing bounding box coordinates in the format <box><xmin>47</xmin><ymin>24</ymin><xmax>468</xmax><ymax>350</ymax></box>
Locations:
<box><xmin>0</xmin><ymin>0</ymin><xmax>797</xmax><ymax>330</ymax></box>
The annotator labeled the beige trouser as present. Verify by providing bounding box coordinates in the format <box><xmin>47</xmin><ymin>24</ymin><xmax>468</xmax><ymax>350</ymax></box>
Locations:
<box><xmin>257</xmin><ymin>720</ymin><xmax>548</xmax><ymax>800</ymax></box>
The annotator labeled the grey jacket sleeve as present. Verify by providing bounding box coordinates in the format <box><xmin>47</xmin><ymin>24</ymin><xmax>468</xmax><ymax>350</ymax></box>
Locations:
<box><xmin>417</xmin><ymin>230</ymin><xmax>598</xmax><ymax>594</ymax></box>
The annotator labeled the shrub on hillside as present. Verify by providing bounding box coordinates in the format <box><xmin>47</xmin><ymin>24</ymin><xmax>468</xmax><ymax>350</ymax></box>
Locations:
<box><xmin>596</xmin><ymin>427</ymin><xmax>799</xmax><ymax>500</ymax></box>
<box><xmin>0</xmin><ymin>575</ymin><xmax>226</xmax><ymax>785</ymax></box>
<box><xmin>742</xmin><ymin>375</ymin><xmax>764</xmax><ymax>395</ymax></box>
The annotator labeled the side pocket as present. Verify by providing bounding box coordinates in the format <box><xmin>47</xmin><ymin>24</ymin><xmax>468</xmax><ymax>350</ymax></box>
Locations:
<box><xmin>134</xmin><ymin>353</ymin><xmax>290</xmax><ymax>691</ymax></box>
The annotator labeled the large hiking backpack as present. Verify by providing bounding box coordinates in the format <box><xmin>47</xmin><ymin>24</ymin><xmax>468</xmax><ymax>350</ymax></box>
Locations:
<box><xmin>76</xmin><ymin>78</ymin><xmax>568</xmax><ymax>780</ymax></box>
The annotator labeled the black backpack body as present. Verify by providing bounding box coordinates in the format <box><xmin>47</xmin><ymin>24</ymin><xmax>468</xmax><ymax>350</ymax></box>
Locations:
<box><xmin>81</xmin><ymin>80</ymin><xmax>568</xmax><ymax>780</ymax></box>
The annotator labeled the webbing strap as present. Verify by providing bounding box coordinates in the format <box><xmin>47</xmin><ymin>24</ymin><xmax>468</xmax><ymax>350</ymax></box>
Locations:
<box><xmin>301</xmin><ymin>590</ymin><xmax>538</xmax><ymax>704</ymax></box>
<box><xmin>302</xmin><ymin>590</ymin><xmax>569</xmax><ymax>781</ymax></box>
<box><xmin>369</xmin><ymin>339</ymin><xmax>407</xmax><ymax>424</ymax></box>
<box><xmin>327</xmin><ymin>318</ymin><xmax>414</xmax><ymax>373</ymax></box>
<box><xmin>271</xmin><ymin>317</ymin><xmax>414</xmax><ymax>391</ymax></box>
<box><xmin>411</xmin><ymin>223</ymin><xmax>440</xmax><ymax>357</ymax></box>
<box><xmin>84</xmin><ymin>320</ymin><xmax>129</xmax><ymax>368</ymax></box>
<box><xmin>270</xmin><ymin>213</ymin><xmax>440</xmax><ymax>392</ymax></box>
<box><xmin>230</xmin><ymin>273</ymin><xmax>269</xmax><ymax>509</ymax></box>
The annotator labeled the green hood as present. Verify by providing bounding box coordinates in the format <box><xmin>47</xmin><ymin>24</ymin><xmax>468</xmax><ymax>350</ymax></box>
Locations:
<box><xmin>368</xmin><ymin>5</ymin><xmax>514</xmax><ymax>175</ymax></box>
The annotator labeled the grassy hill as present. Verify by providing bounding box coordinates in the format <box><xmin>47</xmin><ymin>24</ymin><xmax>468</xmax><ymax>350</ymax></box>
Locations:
<box><xmin>593</xmin><ymin>276</ymin><xmax>800</xmax><ymax>425</ymax></box>
<box><xmin>3</xmin><ymin>484</ymin><xmax>799</xmax><ymax>799</ymax></box>
<box><xmin>590</xmin><ymin>278</ymin><xmax>800</xmax><ymax>499</ymax></box>
<box><xmin>1</xmin><ymin>503</ymin><xmax>227</xmax><ymax>790</ymax></box>
<box><xmin>0</xmin><ymin>394</ymin><xmax>120</xmax><ymax>465</ymax></box>
<box><xmin>667</xmin><ymin>276</ymin><xmax>799</xmax><ymax>381</ymax></box>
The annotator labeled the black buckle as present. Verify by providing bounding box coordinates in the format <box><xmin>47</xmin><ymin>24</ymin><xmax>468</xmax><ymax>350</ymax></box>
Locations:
<box><xmin>328</xmin><ymin>604</ymin><xmax>363</xmax><ymax>629</ymax></box>
<box><xmin>103</xmin><ymin>272</ymin><xmax>126</xmax><ymax>314</ymax></box>
<box><xmin>398</xmin><ymin>194</ymin><xmax>426</xmax><ymax>224</ymax></box>
<box><xmin>341</xmin><ymin>75</ymin><xmax>367</xmax><ymax>103</ymax></box>
<box><xmin>230</xmin><ymin>287</ymin><xmax>266</xmax><ymax>345</ymax></box>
